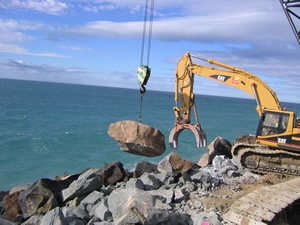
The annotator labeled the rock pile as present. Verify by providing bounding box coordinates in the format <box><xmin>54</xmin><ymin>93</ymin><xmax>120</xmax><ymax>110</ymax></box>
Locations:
<box><xmin>0</xmin><ymin>137</ymin><xmax>260</xmax><ymax>225</ymax></box>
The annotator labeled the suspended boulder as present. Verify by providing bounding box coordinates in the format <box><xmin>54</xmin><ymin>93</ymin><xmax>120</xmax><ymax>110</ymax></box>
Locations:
<box><xmin>108</xmin><ymin>120</ymin><xmax>166</xmax><ymax>157</ymax></box>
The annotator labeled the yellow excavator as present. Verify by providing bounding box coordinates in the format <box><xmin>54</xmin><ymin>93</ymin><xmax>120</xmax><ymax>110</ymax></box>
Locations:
<box><xmin>169</xmin><ymin>52</ymin><xmax>300</xmax><ymax>176</ymax></box>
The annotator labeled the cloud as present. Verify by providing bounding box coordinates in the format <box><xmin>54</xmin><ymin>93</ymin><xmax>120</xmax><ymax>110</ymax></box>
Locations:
<box><xmin>0</xmin><ymin>59</ymin><xmax>136</xmax><ymax>87</ymax></box>
<box><xmin>59</xmin><ymin>45</ymin><xmax>92</xmax><ymax>51</ymax></box>
<box><xmin>0</xmin><ymin>19</ymin><xmax>45</xmax><ymax>43</ymax></box>
<box><xmin>0</xmin><ymin>59</ymin><xmax>95</xmax><ymax>83</ymax></box>
<box><xmin>80</xmin><ymin>3</ymin><xmax>117</xmax><ymax>13</ymax></box>
<box><xmin>0</xmin><ymin>43</ymin><xmax>67</xmax><ymax>57</ymax></box>
<box><xmin>0</xmin><ymin>19</ymin><xmax>67</xmax><ymax>57</ymax></box>
<box><xmin>0</xmin><ymin>0</ymin><xmax>68</xmax><ymax>15</ymax></box>
<box><xmin>63</xmin><ymin>11</ymin><xmax>292</xmax><ymax>45</ymax></box>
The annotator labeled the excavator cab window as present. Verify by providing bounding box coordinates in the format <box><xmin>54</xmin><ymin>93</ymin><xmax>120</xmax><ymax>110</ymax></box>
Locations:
<box><xmin>257</xmin><ymin>111</ymin><xmax>289</xmax><ymax>136</ymax></box>
<box><xmin>295</xmin><ymin>116</ymin><xmax>300</xmax><ymax>128</ymax></box>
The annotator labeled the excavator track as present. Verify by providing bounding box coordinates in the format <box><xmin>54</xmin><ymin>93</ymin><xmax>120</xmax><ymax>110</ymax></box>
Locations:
<box><xmin>236</xmin><ymin>148</ymin><xmax>300</xmax><ymax>176</ymax></box>
<box><xmin>231</xmin><ymin>143</ymin><xmax>300</xmax><ymax>176</ymax></box>
<box><xmin>225</xmin><ymin>176</ymin><xmax>300</xmax><ymax>224</ymax></box>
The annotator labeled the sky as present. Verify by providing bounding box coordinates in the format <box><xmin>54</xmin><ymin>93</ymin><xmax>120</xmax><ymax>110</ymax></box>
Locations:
<box><xmin>0</xmin><ymin>0</ymin><xmax>300</xmax><ymax>103</ymax></box>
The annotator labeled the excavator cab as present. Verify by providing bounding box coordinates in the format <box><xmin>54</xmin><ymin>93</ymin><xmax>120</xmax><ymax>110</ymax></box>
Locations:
<box><xmin>256</xmin><ymin>110</ymin><xmax>300</xmax><ymax>151</ymax></box>
<box><xmin>257</xmin><ymin>111</ymin><xmax>290</xmax><ymax>136</ymax></box>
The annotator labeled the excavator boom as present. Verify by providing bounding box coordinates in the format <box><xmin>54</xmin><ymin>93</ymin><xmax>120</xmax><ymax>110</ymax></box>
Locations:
<box><xmin>174</xmin><ymin>53</ymin><xmax>283</xmax><ymax>121</ymax></box>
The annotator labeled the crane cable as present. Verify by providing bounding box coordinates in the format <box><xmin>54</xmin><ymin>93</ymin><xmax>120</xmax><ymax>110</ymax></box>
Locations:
<box><xmin>138</xmin><ymin>0</ymin><xmax>155</xmax><ymax>123</ymax></box>
<box><xmin>140</xmin><ymin>0</ymin><xmax>155</xmax><ymax>67</ymax></box>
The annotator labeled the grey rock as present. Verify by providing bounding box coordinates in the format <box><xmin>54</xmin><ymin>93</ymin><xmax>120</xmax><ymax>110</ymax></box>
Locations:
<box><xmin>218</xmin><ymin>165</ymin><xmax>238</xmax><ymax>176</ymax></box>
<box><xmin>173</xmin><ymin>189</ymin><xmax>185</xmax><ymax>203</ymax></box>
<box><xmin>86</xmin><ymin>217</ymin><xmax>101</xmax><ymax>225</ymax></box>
<box><xmin>0</xmin><ymin>217</ymin><xmax>18</xmax><ymax>225</ymax></box>
<box><xmin>180</xmin><ymin>181</ymin><xmax>196</xmax><ymax>195</ymax></box>
<box><xmin>81</xmin><ymin>190</ymin><xmax>104</xmax><ymax>205</ymax></box>
<box><xmin>61</xmin><ymin>206</ymin><xmax>90</xmax><ymax>224</ymax></box>
<box><xmin>18</xmin><ymin>179</ymin><xmax>57</xmax><ymax>219</ymax></box>
<box><xmin>167</xmin><ymin>212</ymin><xmax>192</xmax><ymax>225</ymax></box>
<box><xmin>228</xmin><ymin>170</ymin><xmax>241</xmax><ymax>178</ymax></box>
<box><xmin>21</xmin><ymin>214</ymin><xmax>43</xmax><ymax>225</ymax></box>
<box><xmin>108</xmin><ymin>120</ymin><xmax>166</xmax><ymax>157</ymax></box>
<box><xmin>139</xmin><ymin>173</ymin><xmax>163</xmax><ymax>190</ymax></box>
<box><xmin>146</xmin><ymin>208</ymin><xmax>170</xmax><ymax>225</ymax></box>
<box><xmin>126</xmin><ymin>178</ymin><xmax>145</xmax><ymax>190</ymax></box>
<box><xmin>148</xmin><ymin>189</ymin><xmax>174</xmax><ymax>205</ymax></box>
<box><xmin>79</xmin><ymin>190</ymin><xmax>104</xmax><ymax>212</ymax></box>
<box><xmin>94</xmin><ymin>198</ymin><xmax>113</xmax><ymax>221</ymax></box>
<box><xmin>190</xmin><ymin>170</ymin><xmax>211</xmax><ymax>183</ymax></box>
<box><xmin>152</xmin><ymin>172</ymin><xmax>172</xmax><ymax>184</ymax></box>
<box><xmin>93</xmin><ymin>222</ymin><xmax>114</xmax><ymax>225</ymax></box>
<box><xmin>41</xmin><ymin>207</ymin><xmax>67</xmax><ymax>225</ymax></box>
<box><xmin>107</xmin><ymin>188</ymin><xmax>155</xmax><ymax>225</ymax></box>
<box><xmin>61</xmin><ymin>169</ymin><xmax>102</xmax><ymax>202</ymax></box>
<box><xmin>212</xmin><ymin>155</ymin><xmax>228</xmax><ymax>169</ymax></box>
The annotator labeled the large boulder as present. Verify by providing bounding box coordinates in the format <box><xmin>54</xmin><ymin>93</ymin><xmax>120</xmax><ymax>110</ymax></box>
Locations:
<box><xmin>61</xmin><ymin>169</ymin><xmax>102</xmax><ymax>202</ymax></box>
<box><xmin>157</xmin><ymin>152</ymin><xmax>195</xmax><ymax>174</ymax></box>
<box><xmin>107</xmin><ymin>188</ymin><xmax>169</xmax><ymax>225</ymax></box>
<box><xmin>108</xmin><ymin>120</ymin><xmax>166</xmax><ymax>157</ymax></box>
<box><xmin>18</xmin><ymin>179</ymin><xmax>58</xmax><ymax>219</ymax></box>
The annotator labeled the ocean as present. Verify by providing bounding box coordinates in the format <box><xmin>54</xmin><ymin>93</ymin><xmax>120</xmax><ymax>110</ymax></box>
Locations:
<box><xmin>1</xmin><ymin>78</ymin><xmax>299</xmax><ymax>191</ymax></box>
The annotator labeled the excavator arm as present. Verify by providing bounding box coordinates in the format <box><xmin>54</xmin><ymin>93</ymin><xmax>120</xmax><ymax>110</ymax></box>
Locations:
<box><xmin>170</xmin><ymin>52</ymin><xmax>284</xmax><ymax>148</ymax></box>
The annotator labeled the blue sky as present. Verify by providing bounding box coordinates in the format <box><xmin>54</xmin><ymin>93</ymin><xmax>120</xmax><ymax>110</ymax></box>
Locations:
<box><xmin>0</xmin><ymin>0</ymin><xmax>300</xmax><ymax>103</ymax></box>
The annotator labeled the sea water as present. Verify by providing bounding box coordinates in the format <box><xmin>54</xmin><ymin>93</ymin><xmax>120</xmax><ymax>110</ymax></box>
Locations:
<box><xmin>1</xmin><ymin>78</ymin><xmax>299</xmax><ymax>191</ymax></box>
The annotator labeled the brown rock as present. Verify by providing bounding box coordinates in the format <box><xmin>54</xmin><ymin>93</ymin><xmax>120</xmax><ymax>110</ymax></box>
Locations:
<box><xmin>108</xmin><ymin>120</ymin><xmax>166</xmax><ymax>157</ymax></box>
<box><xmin>234</xmin><ymin>134</ymin><xmax>256</xmax><ymax>144</ymax></box>
<box><xmin>100</xmin><ymin>161</ymin><xmax>127</xmax><ymax>186</ymax></box>
<box><xmin>158</xmin><ymin>152</ymin><xmax>195</xmax><ymax>174</ymax></box>
<box><xmin>197</xmin><ymin>152</ymin><xmax>210</xmax><ymax>167</ymax></box>
<box><xmin>133</xmin><ymin>161</ymin><xmax>159</xmax><ymax>178</ymax></box>
<box><xmin>209</xmin><ymin>136</ymin><xmax>232</xmax><ymax>158</ymax></box>
<box><xmin>4</xmin><ymin>191</ymin><xmax>22</xmax><ymax>222</ymax></box>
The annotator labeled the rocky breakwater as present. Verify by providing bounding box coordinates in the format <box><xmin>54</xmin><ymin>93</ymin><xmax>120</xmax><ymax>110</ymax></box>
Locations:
<box><xmin>0</xmin><ymin>137</ymin><xmax>276</xmax><ymax>225</ymax></box>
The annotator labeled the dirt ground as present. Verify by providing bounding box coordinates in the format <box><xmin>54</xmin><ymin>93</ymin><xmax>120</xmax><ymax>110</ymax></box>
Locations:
<box><xmin>200</xmin><ymin>173</ymin><xmax>296</xmax><ymax>214</ymax></box>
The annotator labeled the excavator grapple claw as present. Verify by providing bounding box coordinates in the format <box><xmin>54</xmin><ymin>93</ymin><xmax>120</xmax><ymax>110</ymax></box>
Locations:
<box><xmin>169</xmin><ymin>123</ymin><xmax>207</xmax><ymax>149</ymax></box>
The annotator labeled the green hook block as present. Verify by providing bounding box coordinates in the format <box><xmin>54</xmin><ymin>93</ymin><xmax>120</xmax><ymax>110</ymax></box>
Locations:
<box><xmin>137</xmin><ymin>65</ymin><xmax>151</xmax><ymax>86</ymax></box>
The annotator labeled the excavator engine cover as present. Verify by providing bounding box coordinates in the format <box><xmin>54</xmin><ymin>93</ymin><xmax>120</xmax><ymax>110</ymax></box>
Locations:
<box><xmin>169</xmin><ymin>123</ymin><xmax>207</xmax><ymax>149</ymax></box>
